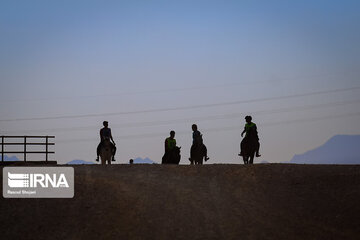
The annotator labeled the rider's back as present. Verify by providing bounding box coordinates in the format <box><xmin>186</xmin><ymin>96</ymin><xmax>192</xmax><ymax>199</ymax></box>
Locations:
<box><xmin>101</xmin><ymin>127</ymin><xmax>111</xmax><ymax>139</ymax></box>
<box><xmin>193</xmin><ymin>130</ymin><xmax>203</xmax><ymax>145</ymax></box>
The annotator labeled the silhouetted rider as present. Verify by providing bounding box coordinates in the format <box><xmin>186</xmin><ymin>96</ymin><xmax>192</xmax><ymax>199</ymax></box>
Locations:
<box><xmin>96</xmin><ymin>121</ymin><xmax>116</xmax><ymax>162</ymax></box>
<box><xmin>162</xmin><ymin>130</ymin><xmax>177</xmax><ymax>164</ymax></box>
<box><xmin>165</xmin><ymin>131</ymin><xmax>177</xmax><ymax>153</ymax></box>
<box><xmin>239</xmin><ymin>116</ymin><xmax>261</xmax><ymax>157</ymax></box>
<box><xmin>190</xmin><ymin>124</ymin><xmax>209</xmax><ymax>162</ymax></box>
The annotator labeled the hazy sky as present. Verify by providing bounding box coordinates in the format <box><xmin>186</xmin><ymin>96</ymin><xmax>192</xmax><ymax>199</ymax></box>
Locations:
<box><xmin>1</xmin><ymin>0</ymin><xmax>360</xmax><ymax>164</ymax></box>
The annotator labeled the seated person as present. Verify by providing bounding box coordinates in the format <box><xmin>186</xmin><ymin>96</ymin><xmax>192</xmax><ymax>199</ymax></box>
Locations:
<box><xmin>96</xmin><ymin>121</ymin><xmax>116</xmax><ymax>161</ymax></box>
<box><xmin>190</xmin><ymin>124</ymin><xmax>209</xmax><ymax>162</ymax></box>
<box><xmin>239</xmin><ymin>116</ymin><xmax>261</xmax><ymax>157</ymax></box>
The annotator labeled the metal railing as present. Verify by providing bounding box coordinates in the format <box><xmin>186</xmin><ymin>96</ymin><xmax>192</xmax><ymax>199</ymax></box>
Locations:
<box><xmin>1</xmin><ymin>136</ymin><xmax>55</xmax><ymax>162</ymax></box>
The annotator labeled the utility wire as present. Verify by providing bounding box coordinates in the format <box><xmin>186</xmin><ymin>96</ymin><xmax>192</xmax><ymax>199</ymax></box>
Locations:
<box><xmin>1</xmin><ymin>86</ymin><xmax>359</xmax><ymax>122</ymax></box>
<box><xmin>2</xmin><ymin>98</ymin><xmax>360</xmax><ymax>134</ymax></box>
<box><xmin>1</xmin><ymin>70</ymin><xmax>353</xmax><ymax>104</ymax></box>
<box><xmin>56</xmin><ymin>111</ymin><xmax>360</xmax><ymax>143</ymax></box>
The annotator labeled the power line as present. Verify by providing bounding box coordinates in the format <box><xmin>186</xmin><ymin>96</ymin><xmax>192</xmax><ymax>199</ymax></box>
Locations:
<box><xmin>117</xmin><ymin>111</ymin><xmax>360</xmax><ymax>137</ymax></box>
<box><xmin>1</xmin><ymin>70</ymin><xmax>353</xmax><ymax>104</ymax></box>
<box><xmin>0</xmin><ymin>82</ymin><xmax>260</xmax><ymax>104</ymax></box>
<box><xmin>1</xmin><ymin>86</ymin><xmax>359</xmax><ymax>122</ymax></box>
<box><xmin>56</xmin><ymin>111</ymin><xmax>360</xmax><ymax>143</ymax></box>
<box><xmin>3</xmin><ymin>98</ymin><xmax>360</xmax><ymax>134</ymax></box>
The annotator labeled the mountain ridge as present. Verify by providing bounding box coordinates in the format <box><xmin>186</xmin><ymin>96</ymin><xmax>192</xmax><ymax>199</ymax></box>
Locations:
<box><xmin>67</xmin><ymin>159</ymin><xmax>95</xmax><ymax>165</ymax></box>
<box><xmin>291</xmin><ymin>134</ymin><xmax>360</xmax><ymax>164</ymax></box>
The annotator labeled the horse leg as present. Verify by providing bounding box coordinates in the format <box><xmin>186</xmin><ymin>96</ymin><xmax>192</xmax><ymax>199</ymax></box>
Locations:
<box><xmin>249</xmin><ymin>152</ymin><xmax>255</xmax><ymax>164</ymax></box>
<box><xmin>243</xmin><ymin>156</ymin><xmax>248</xmax><ymax>164</ymax></box>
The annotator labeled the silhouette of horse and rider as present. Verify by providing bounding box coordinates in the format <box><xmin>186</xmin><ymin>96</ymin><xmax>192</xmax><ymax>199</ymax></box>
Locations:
<box><xmin>239</xmin><ymin>116</ymin><xmax>261</xmax><ymax>164</ymax></box>
<box><xmin>161</xmin><ymin>124</ymin><xmax>210</xmax><ymax>165</ymax></box>
<box><xmin>189</xmin><ymin>124</ymin><xmax>209</xmax><ymax>165</ymax></box>
<box><xmin>161</xmin><ymin>131</ymin><xmax>181</xmax><ymax>164</ymax></box>
<box><xmin>96</xmin><ymin>121</ymin><xmax>116</xmax><ymax>165</ymax></box>
<box><xmin>96</xmin><ymin>116</ymin><xmax>261</xmax><ymax>165</ymax></box>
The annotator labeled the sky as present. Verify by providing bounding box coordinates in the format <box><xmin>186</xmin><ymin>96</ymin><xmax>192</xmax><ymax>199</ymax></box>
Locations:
<box><xmin>1</xmin><ymin>0</ymin><xmax>360</xmax><ymax>164</ymax></box>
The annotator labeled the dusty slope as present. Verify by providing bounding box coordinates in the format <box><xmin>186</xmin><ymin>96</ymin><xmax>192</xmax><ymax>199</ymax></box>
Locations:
<box><xmin>1</xmin><ymin>164</ymin><xmax>360</xmax><ymax>240</ymax></box>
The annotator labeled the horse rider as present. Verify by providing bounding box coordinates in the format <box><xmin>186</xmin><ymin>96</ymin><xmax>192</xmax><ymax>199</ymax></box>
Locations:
<box><xmin>239</xmin><ymin>116</ymin><xmax>261</xmax><ymax>157</ymax></box>
<box><xmin>190</xmin><ymin>124</ymin><xmax>209</xmax><ymax>162</ymax></box>
<box><xmin>165</xmin><ymin>131</ymin><xmax>177</xmax><ymax>153</ymax></box>
<box><xmin>162</xmin><ymin>130</ymin><xmax>177</xmax><ymax>163</ymax></box>
<box><xmin>96</xmin><ymin>121</ymin><xmax>116</xmax><ymax>162</ymax></box>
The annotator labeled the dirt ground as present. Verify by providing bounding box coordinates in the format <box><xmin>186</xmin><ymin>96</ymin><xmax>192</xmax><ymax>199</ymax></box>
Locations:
<box><xmin>1</xmin><ymin>164</ymin><xmax>360</xmax><ymax>240</ymax></box>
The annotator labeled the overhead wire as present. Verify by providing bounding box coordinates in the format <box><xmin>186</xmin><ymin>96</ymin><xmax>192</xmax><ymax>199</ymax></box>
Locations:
<box><xmin>2</xmin><ymin>98</ymin><xmax>360</xmax><ymax>134</ymax></box>
<box><xmin>1</xmin><ymin>70</ymin><xmax>354</xmax><ymax>104</ymax></box>
<box><xmin>1</xmin><ymin>86</ymin><xmax>359</xmax><ymax>122</ymax></box>
<box><xmin>55</xmin><ymin>111</ymin><xmax>360</xmax><ymax>143</ymax></box>
<box><xmin>2</xmin><ymin>99</ymin><xmax>360</xmax><ymax>134</ymax></box>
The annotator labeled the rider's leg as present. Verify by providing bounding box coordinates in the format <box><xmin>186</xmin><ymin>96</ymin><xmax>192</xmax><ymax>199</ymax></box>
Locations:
<box><xmin>239</xmin><ymin>138</ymin><xmax>245</xmax><ymax>156</ymax></box>
<box><xmin>189</xmin><ymin>145</ymin><xmax>195</xmax><ymax>164</ymax></box>
<box><xmin>256</xmin><ymin>141</ymin><xmax>261</xmax><ymax>157</ymax></box>
<box><xmin>203</xmin><ymin>145</ymin><xmax>209</xmax><ymax>161</ymax></box>
<box><xmin>168</xmin><ymin>149</ymin><xmax>175</xmax><ymax>164</ymax></box>
<box><xmin>163</xmin><ymin>151</ymin><xmax>170</xmax><ymax>164</ymax></box>
<box><xmin>111</xmin><ymin>145</ymin><xmax>117</xmax><ymax>161</ymax></box>
<box><xmin>96</xmin><ymin>142</ymin><xmax>102</xmax><ymax>161</ymax></box>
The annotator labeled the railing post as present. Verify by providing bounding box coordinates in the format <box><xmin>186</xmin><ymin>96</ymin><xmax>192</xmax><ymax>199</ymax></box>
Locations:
<box><xmin>1</xmin><ymin>136</ymin><xmax>4</xmax><ymax>162</ymax></box>
<box><xmin>24</xmin><ymin>136</ymin><xmax>27</xmax><ymax>162</ymax></box>
<box><xmin>46</xmin><ymin>136</ymin><xmax>48</xmax><ymax>162</ymax></box>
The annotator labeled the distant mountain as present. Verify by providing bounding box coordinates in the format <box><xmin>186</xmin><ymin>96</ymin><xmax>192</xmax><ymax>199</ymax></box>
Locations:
<box><xmin>132</xmin><ymin>157</ymin><xmax>157</xmax><ymax>164</ymax></box>
<box><xmin>2</xmin><ymin>155</ymin><xmax>20</xmax><ymax>161</ymax></box>
<box><xmin>291</xmin><ymin>135</ymin><xmax>360</xmax><ymax>164</ymax></box>
<box><xmin>67</xmin><ymin>160</ymin><xmax>95</xmax><ymax>165</ymax></box>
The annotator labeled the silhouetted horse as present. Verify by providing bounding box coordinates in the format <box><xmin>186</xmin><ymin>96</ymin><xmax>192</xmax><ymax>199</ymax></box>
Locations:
<box><xmin>189</xmin><ymin>145</ymin><xmax>206</xmax><ymax>165</ymax></box>
<box><xmin>100</xmin><ymin>138</ymin><xmax>115</xmax><ymax>165</ymax></box>
<box><xmin>240</xmin><ymin>136</ymin><xmax>258</xmax><ymax>164</ymax></box>
<box><xmin>162</xmin><ymin>147</ymin><xmax>181</xmax><ymax>164</ymax></box>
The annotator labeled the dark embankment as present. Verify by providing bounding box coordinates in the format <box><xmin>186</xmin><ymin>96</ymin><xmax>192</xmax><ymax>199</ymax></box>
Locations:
<box><xmin>1</xmin><ymin>164</ymin><xmax>360</xmax><ymax>240</ymax></box>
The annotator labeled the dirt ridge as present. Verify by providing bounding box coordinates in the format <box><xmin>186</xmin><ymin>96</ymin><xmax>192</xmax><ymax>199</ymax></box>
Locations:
<box><xmin>1</xmin><ymin>164</ymin><xmax>360</xmax><ymax>240</ymax></box>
